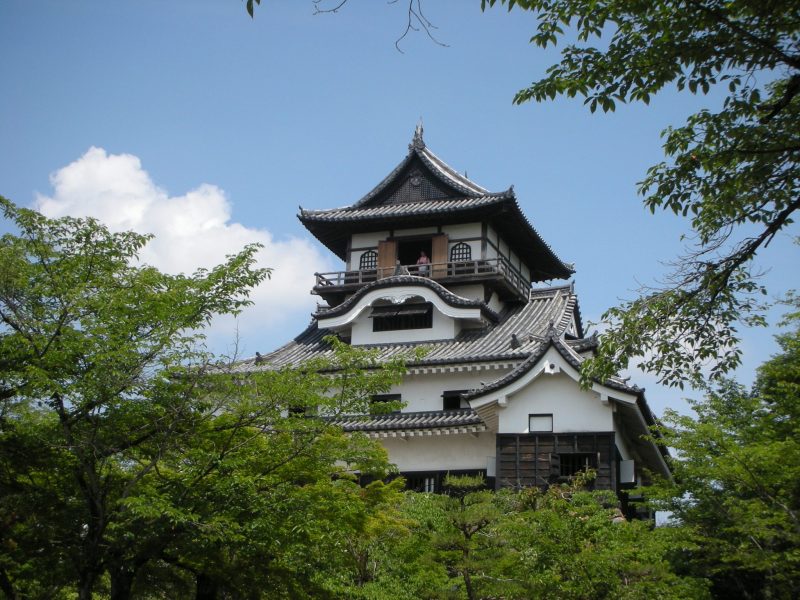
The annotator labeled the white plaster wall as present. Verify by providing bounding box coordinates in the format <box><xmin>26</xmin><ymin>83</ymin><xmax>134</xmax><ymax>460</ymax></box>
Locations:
<box><xmin>448</xmin><ymin>284</ymin><xmax>485</xmax><ymax>302</ymax></box>
<box><xmin>498</xmin><ymin>238</ymin><xmax>509</xmax><ymax>261</ymax></box>
<box><xmin>351</xmin><ymin>306</ymin><xmax>457</xmax><ymax>345</ymax></box>
<box><xmin>381</xmin><ymin>432</ymin><xmax>496</xmax><ymax>472</ymax></box>
<box><xmin>394</xmin><ymin>226</ymin><xmax>439</xmax><ymax>237</ymax></box>
<box><xmin>485</xmin><ymin>226</ymin><xmax>498</xmax><ymax>260</ymax></box>
<box><xmin>442</xmin><ymin>223</ymin><xmax>481</xmax><ymax>239</ymax></box>
<box><xmin>351</xmin><ymin>231</ymin><xmax>390</xmax><ymax>248</ymax></box>
<box><xmin>497</xmin><ymin>371</ymin><xmax>614</xmax><ymax>433</ymax></box>
<box><xmin>396</xmin><ymin>370</ymin><xmax>513</xmax><ymax>412</ymax></box>
<box><xmin>521</xmin><ymin>264</ymin><xmax>530</xmax><ymax>281</ymax></box>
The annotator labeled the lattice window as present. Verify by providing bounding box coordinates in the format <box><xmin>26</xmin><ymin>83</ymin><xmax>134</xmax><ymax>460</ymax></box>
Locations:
<box><xmin>371</xmin><ymin>303</ymin><xmax>432</xmax><ymax>332</ymax></box>
<box><xmin>450</xmin><ymin>242</ymin><xmax>472</xmax><ymax>262</ymax></box>
<box><xmin>359</xmin><ymin>250</ymin><xmax>378</xmax><ymax>270</ymax></box>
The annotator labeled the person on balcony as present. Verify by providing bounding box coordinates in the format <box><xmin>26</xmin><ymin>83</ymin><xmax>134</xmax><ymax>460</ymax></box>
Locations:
<box><xmin>416</xmin><ymin>250</ymin><xmax>430</xmax><ymax>277</ymax></box>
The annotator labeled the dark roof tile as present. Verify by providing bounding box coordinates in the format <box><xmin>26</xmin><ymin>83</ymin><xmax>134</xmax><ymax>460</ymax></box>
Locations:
<box><xmin>235</xmin><ymin>284</ymin><xmax>578</xmax><ymax>373</ymax></box>
<box><xmin>327</xmin><ymin>408</ymin><xmax>484</xmax><ymax>432</ymax></box>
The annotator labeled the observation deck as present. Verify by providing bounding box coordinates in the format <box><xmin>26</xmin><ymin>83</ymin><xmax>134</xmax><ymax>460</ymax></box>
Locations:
<box><xmin>312</xmin><ymin>256</ymin><xmax>531</xmax><ymax>307</ymax></box>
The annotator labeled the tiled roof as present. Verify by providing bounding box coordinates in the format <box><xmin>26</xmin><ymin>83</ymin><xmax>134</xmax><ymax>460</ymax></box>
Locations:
<box><xmin>296</xmin><ymin>129</ymin><xmax>573</xmax><ymax>282</ymax></box>
<box><xmin>234</xmin><ymin>284</ymin><xmax>578</xmax><ymax>373</ymax></box>
<box><xmin>566</xmin><ymin>333</ymin><xmax>598</xmax><ymax>353</ymax></box>
<box><xmin>462</xmin><ymin>334</ymin><xmax>641</xmax><ymax>401</ymax></box>
<box><xmin>300</xmin><ymin>193</ymin><xmax>512</xmax><ymax>222</ymax></box>
<box><xmin>327</xmin><ymin>408</ymin><xmax>484</xmax><ymax>432</ymax></box>
<box><xmin>314</xmin><ymin>275</ymin><xmax>500</xmax><ymax>322</ymax></box>
<box><xmin>350</xmin><ymin>126</ymin><xmax>490</xmax><ymax>208</ymax></box>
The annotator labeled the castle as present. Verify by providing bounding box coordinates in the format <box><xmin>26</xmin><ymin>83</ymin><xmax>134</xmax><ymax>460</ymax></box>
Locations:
<box><xmin>242</xmin><ymin>126</ymin><xmax>669</xmax><ymax>498</ymax></box>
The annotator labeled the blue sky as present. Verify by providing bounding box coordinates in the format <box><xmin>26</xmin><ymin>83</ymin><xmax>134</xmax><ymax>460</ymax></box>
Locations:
<box><xmin>1</xmin><ymin>1</ymin><xmax>797</xmax><ymax>415</ymax></box>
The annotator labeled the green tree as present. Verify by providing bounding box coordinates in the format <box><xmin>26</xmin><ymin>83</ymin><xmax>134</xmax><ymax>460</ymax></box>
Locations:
<box><xmin>647</xmin><ymin>302</ymin><xmax>800</xmax><ymax>599</ymax></box>
<box><xmin>498</xmin><ymin>478</ymin><xmax>708</xmax><ymax>599</ymax></box>
<box><xmin>480</xmin><ymin>0</ymin><xmax>799</xmax><ymax>388</ymax></box>
<box><xmin>0</xmin><ymin>199</ymin><xmax>408</xmax><ymax>599</ymax></box>
<box><xmin>337</xmin><ymin>474</ymin><xmax>707</xmax><ymax>600</ymax></box>
<box><xmin>429</xmin><ymin>475</ymin><xmax>504</xmax><ymax>600</ymax></box>
<box><xmin>0</xmin><ymin>196</ymin><xmax>267</xmax><ymax>599</ymax></box>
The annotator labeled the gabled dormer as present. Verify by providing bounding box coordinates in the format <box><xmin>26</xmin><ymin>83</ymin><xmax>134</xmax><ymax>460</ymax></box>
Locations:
<box><xmin>299</xmin><ymin>126</ymin><xmax>574</xmax><ymax>308</ymax></box>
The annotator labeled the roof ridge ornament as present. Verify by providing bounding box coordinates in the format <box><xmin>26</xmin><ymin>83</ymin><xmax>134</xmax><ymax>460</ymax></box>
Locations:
<box><xmin>410</xmin><ymin>119</ymin><xmax>425</xmax><ymax>151</ymax></box>
<box><xmin>546</xmin><ymin>319</ymin><xmax>559</xmax><ymax>338</ymax></box>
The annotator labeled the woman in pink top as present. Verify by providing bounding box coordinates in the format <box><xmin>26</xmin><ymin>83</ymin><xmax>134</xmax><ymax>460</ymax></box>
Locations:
<box><xmin>416</xmin><ymin>250</ymin><xmax>430</xmax><ymax>276</ymax></box>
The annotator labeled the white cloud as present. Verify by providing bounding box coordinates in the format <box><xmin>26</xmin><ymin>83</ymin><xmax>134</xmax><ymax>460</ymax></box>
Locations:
<box><xmin>35</xmin><ymin>147</ymin><xmax>333</xmax><ymax>351</ymax></box>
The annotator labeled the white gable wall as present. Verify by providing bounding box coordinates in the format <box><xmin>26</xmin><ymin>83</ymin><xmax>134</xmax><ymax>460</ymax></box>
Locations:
<box><xmin>467</xmin><ymin>346</ymin><xmax>619</xmax><ymax>435</ymax></box>
<box><xmin>497</xmin><ymin>370</ymin><xmax>614</xmax><ymax>434</ymax></box>
<box><xmin>319</xmin><ymin>285</ymin><xmax>491</xmax><ymax>345</ymax></box>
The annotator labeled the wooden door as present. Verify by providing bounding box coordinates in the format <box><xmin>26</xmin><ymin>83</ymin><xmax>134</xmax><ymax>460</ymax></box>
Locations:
<box><xmin>431</xmin><ymin>233</ymin><xmax>448</xmax><ymax>279</ymax></box>
<box><xmin>377</xmin><ymin>239</ymin><xmax>397</xmax><ymax>279</ymax></box>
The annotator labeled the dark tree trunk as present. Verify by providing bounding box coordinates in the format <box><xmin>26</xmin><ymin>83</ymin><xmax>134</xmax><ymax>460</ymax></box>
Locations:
<box><xmin>196</xmin><ymin>573</ymin><xmax>219</xmax><ymax>600</ymax></box>
<box><xmin>77</xmin><ymin>571</ymin><xmax>97</xmax><ymax>600</ymax></box>
<box><xmin>109</xmin><ymin>566</ymin><xmax>136</xmax><ymax>600</ymax></box>
<box><xmin>0</xmin><ymin>566</ymin><xmax>17</xmax><ymax>600</ymax></box>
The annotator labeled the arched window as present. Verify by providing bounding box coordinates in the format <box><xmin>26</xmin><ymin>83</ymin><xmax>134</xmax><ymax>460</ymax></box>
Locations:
<box><xmin>449</xmin><ymin>242</ymin><xmax>472</xmax><ymax>262</ymax></box>
<box><xmin>359</xmin><ymin>250</ymin><xmax>378</xmax><ymax>270</ymax></box>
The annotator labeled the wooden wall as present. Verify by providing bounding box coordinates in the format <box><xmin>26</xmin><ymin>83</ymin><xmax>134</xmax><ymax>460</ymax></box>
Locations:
<box><xmin>495</xmin><ymin>432</ymin><xmax>617</xmax><ymax>491</ymax></box>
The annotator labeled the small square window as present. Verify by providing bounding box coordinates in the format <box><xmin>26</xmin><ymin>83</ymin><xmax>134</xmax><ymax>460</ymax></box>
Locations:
<box><xmin>370</xmin><ymin>394</ymin><xmax>402</xmax><ymax>414</ymax></box>
<box><xmin>442</xmin><ymin>390</ymin><xmax>468</xmax><ymax>411</ymax></box>
<box><xmin>529</xmin><ymin>413</ymin><xmax>553</xmax><ymax>432</ymax></box>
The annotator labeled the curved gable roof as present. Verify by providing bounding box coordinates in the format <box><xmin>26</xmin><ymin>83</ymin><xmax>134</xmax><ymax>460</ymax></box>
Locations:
<box><xmin>313</xmin><ymin>274</ymin><xmax>500</xmax><ymax>323</ymax></box>
<box><xmin>462</xmin><ymin>334</ymin><xmax>641</xmax><ymax>402</ymax></box>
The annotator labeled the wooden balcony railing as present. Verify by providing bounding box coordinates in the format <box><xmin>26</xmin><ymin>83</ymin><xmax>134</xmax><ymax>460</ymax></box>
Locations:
<box><xmin>313</xmin><ymin>257</ymin><xmax>531</xmax><ymax>299</ymax></box>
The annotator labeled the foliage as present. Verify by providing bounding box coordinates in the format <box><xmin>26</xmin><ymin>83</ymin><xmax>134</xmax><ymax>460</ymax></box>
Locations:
<box><xmin>320</xmin><ymin>473</ymin><xmax>708</xmax><ymax>600</ymax></box>
<box><xmin>0</xmin><ymin>199</ymin><xmax>407</xmax><ymax>599</ymax></box>
<box><xmin>481</xmin><ymin>0</ymin><xmax>800</xmax><ymax>387</ymax></box>
<box><xmin>427</xmin><ymin>475</ymin><xmax>504</xmax><ymax>600</ymax></box>
<box><xmin>647</xmin><ymin>301</ymin><xmax>800</xmax><ymax>599</ymax></box>
<box><xmin>498</xmin><ymin>479</ymin><xmax>708</xmax><ymax>599</ymax></box>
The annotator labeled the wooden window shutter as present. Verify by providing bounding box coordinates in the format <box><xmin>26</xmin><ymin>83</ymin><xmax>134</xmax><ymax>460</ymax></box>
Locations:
<box><xmin>377</xmin><ymin>239</ymin><xmax>397</xmax><ymax>279</ymax></box>
<box><xmin>431</xmin><ymin>233</ymin><xmax>448</xmax><ymax>279</ymax></box>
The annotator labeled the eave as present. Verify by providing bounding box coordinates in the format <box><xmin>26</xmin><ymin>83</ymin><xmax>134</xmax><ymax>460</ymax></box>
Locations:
<box><xmin>299</xmin><ymin>192</ymin><xmax>573</xmax><ymax>282</ymax></box>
